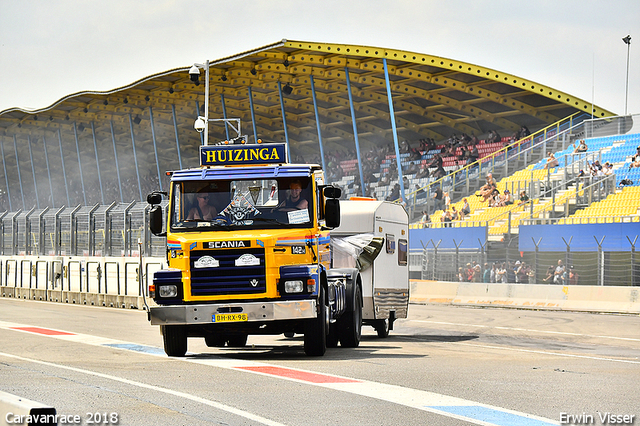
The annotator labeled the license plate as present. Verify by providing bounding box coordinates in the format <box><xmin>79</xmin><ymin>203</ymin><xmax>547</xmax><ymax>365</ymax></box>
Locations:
<box><xmin>212</xmin><ymin>313</ymin><xmax>248</xmax><ymax>323</ymax></box>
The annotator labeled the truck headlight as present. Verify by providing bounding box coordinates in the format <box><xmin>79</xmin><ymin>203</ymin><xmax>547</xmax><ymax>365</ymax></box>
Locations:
<box><xmin>158</xmin><ymin>285</ymin><xmax>178</xmax><ymax>298</ymax></box>
<box><xmin>284</xmin><ymin>280</ymin><xmax>304</xmax><ymax>293</ymax></box>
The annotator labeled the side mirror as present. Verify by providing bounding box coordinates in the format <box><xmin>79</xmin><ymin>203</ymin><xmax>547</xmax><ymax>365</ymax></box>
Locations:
<box><xmin>147</xmin><ymin>192</ymin><xmax>164</xmax><ymax>205</ymax></box>
<box><xmin>324</xmin><ymin>199</ymin><xmax>340</xmax><ymax>229</ymax></box>
<box><xmin>323</xmin><ymin>186</ymin><xmax>341</xmax><ymax>199</ymax></box>
<box><xmin>149</xmin><ymin>206</ymin><xmax>165</xmax><ymax>236</ymax></box>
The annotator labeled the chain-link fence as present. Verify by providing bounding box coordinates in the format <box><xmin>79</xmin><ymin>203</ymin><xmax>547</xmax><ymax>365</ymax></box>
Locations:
<box><xmin>412</xmin><ymin>236</ymin><xmax>640</xmax><ymax>286</ymax></box>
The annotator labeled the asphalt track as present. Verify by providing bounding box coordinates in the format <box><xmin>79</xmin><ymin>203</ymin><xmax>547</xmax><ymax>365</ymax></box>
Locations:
<box><xmin>0</xmin><ymin>299</ymin><xmax>638</xmax><ymax>426</ymax></box>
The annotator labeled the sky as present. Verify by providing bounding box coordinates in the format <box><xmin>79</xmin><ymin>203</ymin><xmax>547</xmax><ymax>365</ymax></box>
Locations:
<box><xmin>1</xmin><ymin>0</ymin><xmax>638</xmax><ymax>116</ymax></box>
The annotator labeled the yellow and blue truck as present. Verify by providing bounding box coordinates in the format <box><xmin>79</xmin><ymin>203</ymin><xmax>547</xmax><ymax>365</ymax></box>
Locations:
<box><xmin>146</xmin><ymin>141</ymin><xmax>408</xmax><ymax>356</ymax></box>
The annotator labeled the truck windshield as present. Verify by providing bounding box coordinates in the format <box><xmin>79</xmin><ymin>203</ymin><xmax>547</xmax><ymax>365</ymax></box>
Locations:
<box><xmin>170</xmin><ymin>177</ymin><xmax>314</xmax><ymax>231</ymax></box>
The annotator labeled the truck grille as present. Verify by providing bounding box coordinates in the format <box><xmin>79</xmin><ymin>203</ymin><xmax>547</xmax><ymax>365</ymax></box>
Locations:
<box><xmin>189</xmin><ymin>248</ymin><xmax>266</xmax><ymax>296</ymax></box>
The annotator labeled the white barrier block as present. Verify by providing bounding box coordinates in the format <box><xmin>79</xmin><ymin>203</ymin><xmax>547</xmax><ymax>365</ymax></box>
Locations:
<box><xmin>0</xmin><ymin>390</ymin><xmax>56</xmax><ymax>425</ymax></box>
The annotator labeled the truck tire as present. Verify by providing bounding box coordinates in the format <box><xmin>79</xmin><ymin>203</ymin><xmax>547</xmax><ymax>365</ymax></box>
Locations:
<box><xmin>327</xmin><ymin>323</ymin><xmax>339</xmax><ymax>348</ymax></box>
<box><xmin>304</xmin><ymin>286</ymin><xmax>327</xmax><ymax>356</ymax></box>
<box><xmin>162</xmin><ymin>325</ymin><xmax>187</xmax><ymax>357</ymax></box>
<box><xmin>339</xmin><ymin>284</ymin><xmax>362</xmax><ymax>348</ymax></box>
<box><xmin>374</xmin><ymin>319</ymin><xmax>390</xmax><ymax>338</ymax></box>
<box><xmin>204</xmin><ymin>334</ymin><xmax>227</xmax><ymax>347</ymax></box>
<box><xmin>227</xmin><ymin>334</ymin><xmax>248</xmax><ymax>347</ymax></box>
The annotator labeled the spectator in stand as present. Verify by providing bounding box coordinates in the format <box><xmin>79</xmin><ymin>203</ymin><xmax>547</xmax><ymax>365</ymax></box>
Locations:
<box><xmin>419</xmin><ymin>210</ymin><xmax>430</xmax><ymax>228</ymax></box>
<box><xmin>568</xmin><ymin>266</ymin><xmax>579</xmax><ymax>285</ymax></box>
<box><xmin>544</xmin><ymin>152</ymin><xmax>559</xmax><ymax>169</ymax></box>
<box><xmin>514</xmin><ymin>261</ymin><xmax>529</xmax><ymax>283</ymax></box>
<box><xmin>467</xmin><ymin>144</ymin><xmax>479</xmax><ymax>165</ymax></box>
<box><xmin>542</xmin><ymin>266</ymin><xmax>555</xmax><ymax>283</ymax></box>
<box><xmin>573</xmin><ymin>139</ymin><xmax>588</xmax><ymax>153</ymax></box>
<box><xmin>465</xmin><ymin>263</ymin><xmax>474</xmax><ymax>282</ymax></box>
<box><xmin>483</xmin><ymin>263</ymin><xmax>491</xmax><ymax>283</ymax></box>
<box><xmin>517</xmin><ymin>190</ymin><xmax>530</xmax><ymax>207</ymax></box>
<box><xmin>432</xmin><ymin>187</ymin><xmax>443</xmax><ymax>212</ymax></box>
<box><xmin>461</xmin><ymin>198</ymin><xmax>471</xmax><ymax>218</ymax></box>
<box><xmin>554</xmin><ymin>259</ymin><xmax>566</xmax><ymax>284</ymax></box>
<box><xmin>387</xmin><ymin>183</ymin><xmax>400</xmax><ymax>201</ymax></box>
<box><xmin>457</xmin><ymin>267</ymin><xmax>466</xmax><ymax>282</ymax></box>
<box><xmin>477</xmin><ymin>173</ymin><xmax>497</xmax><ymax>203</ymax></box>
<box><xmin>495</xmin><ymin>263</ymin><xmax>507</xmax><ymax>283</ymax></box>
<box><xmin>432</xmin><ymin>162</ymin><xmax>446</xmax><ymax>179</ymax></box>
<box><xmin>502</xmin><ymin>189</ymin><xmax>513</xmax><ymax>206</ymax></box>
<box><xmin>443</xmin><ymin>191</ymin><xmax>451</xmax><ymax>210</ymax></box>
<box><xmin>472</xmin><ymin>264</ymin><xmax>482</xmax><ymax>282</ymax></box>
<box><xmin>517</xmin><ymin>125</ymin><xmax>531</xmax><ymax>139</ymax></box>
<box><xmin>414</xmin><ymin>184</ymin><xmax>427</xmax><ymax>200</ymax></box>
<box><xmin>441</xmin><ymin>209</ymin><xmax>453</xmax><ymax>227</ymax></box>
<box><xmin>506</xmin><ymin>262</ymin><xmax>516</xmax><ymax>283</ymax></box>
<box><xmin>630</xmin><ymin>155</ymin><xmax>640</xmax><ymax>169</ymax></box>
<box><xmin>451</xmin><ymin>206</ymin><xmax>461</xmax><ymax>221</ymax></box>
<box><xmin>490</xmin><ymin>189</ymin><xmax>503</xmax><ymax>207</ymax></box>
<box><xmin>402</xmin><ymin>176</ymin><xmax>410</xmax><ymax>189</ymax></box>
<box><xmin>416</xmin><ymin>164</ymin><xmax>430</xmax><ymax>179</ymax></box>
<box><xmin>487</xmin><ymin>130</ymin><xmax>501</xmax><ymax>144</ymax></box>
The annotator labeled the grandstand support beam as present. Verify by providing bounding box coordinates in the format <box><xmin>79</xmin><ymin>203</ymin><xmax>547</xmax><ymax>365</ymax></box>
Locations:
<box><xmin>310</xmin><ymin>75</ymin><xmax>327</xmax><ymax>172</ymax></box>
<box><xmin>109</xmin><ymin>121</ymin><xmax>124</xmax><ymax>203</ymax></box>
<box><xmin>72</xmin><ymin>123</ymin><xmax>87</xmax><ymax>206</ymax></box>
<box><xmin>221</xmin><ymin>94</ymin><xmax>230</xmax><ymax>141</ymax></box>
<box><xmin>171</xmin><ymin>104</ymin><xmax>183</xmax><ymax>170</ymax></box>
<box><xmin>344</xmin><ymin>67</ymin><xmax>366</xmax><ymax>197</ymax></box>
<box><xmin>383</xmin><ymin>58</ymin><xmax>405</xmax><ymax>203</ymax></box>
<box><xmin>128</xmin><ymin>113</ymin><xmax>144</xmax><ymax>202</ymax></box>
<box><xmin>247</xmin><ymin>87</ymin><xmax>258</xmax><ymax>145</ymax></box>
<box><xmin>277</xmin><ymin>81</ymin><xmax>291</xmax><ymax>161</ymax></box>
<box><xmin>13</xmin><ymin>135</ymin><xmax>25</xmax><ymax>211</ymax></box>
<box><xmin>57</xmin><ymin>129</ymin><xmax>71</xmax><ymax>207</ymax></box>
<box><xmin>148</xmin><ymin>106</ymin><xmax>163</xmax><ymax>193</ymax></box>
<box><xmin>27</xmin><ymin>136</ymin><xmax>40</xmax><ymax>209</ymax></box>
<box><xmin>0</xmin><ymin>137</ymin><xmax>13</xmax><ymax>211</ymax></box>
<box><xmin>42</xmin><ymin>134</ymin><xmax>55</xmax><ymax>208</ymax></box>
<box><xmin>91</xmin><ymin>122</ymin><xmax>105</xmax><ymax>205</ymax></box>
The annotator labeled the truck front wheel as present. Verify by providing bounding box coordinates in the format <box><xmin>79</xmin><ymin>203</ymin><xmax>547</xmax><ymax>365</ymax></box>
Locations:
<box><xmin>304</xmin><ymin>287</ymin><xmax>327</xmax><ymax>356</ymax></box>
<box><xmin>161</xmin><ymin>325</ymin><xmax>187</xmax><ymax>357</ymax></box>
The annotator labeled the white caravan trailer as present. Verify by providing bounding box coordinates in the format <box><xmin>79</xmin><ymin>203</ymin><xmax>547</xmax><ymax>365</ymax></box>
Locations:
<box><xmin>331</xmin><ymin>199</ymin><xmax>409</xmax><ymax>337</ymax></box>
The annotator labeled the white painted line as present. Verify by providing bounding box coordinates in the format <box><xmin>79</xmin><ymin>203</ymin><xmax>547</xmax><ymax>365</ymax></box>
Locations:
<box><xmin>0</xmin><ymin>351</ymin><xmax>287</xmax><ymax>426</ymax></box>
<box><xmin>408</xmin><ymin>319</ymin><xmax>640</xmax><ymax>342</ymax></box>
<box><xmin>0</xmin><ymin>320</ymin><xmax>560</xmax><ymax>425</ymax></box>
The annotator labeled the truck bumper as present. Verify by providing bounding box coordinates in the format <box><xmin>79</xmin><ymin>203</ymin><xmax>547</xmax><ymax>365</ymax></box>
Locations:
<box><xmin>149</xmin><ymin>299</ymin><xmax>317</xmax><ymax>325</ymax></box>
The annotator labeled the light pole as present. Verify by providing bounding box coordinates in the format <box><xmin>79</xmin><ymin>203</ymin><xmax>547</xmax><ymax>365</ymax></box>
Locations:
<box><xmin>189</xmin><ymin>60</ymin><xmax>210</xmax><ymax>145</ymax></box>
<box><xmin>623</xmin><ymin>35</ymin><xmax>631</xmax><ymax>116</ymax></box>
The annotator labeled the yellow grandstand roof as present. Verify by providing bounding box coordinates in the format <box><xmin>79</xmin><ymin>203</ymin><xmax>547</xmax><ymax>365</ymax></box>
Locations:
<box><xmin>0</xmin><ymin>39</ymin><xmax>615</xmax><ymax>162</ymax></box>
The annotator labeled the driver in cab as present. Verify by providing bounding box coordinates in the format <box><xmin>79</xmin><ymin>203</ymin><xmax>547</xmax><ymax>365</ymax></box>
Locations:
<box><xmin>277</xmin><ymin>180</ymin><xmax>308</xmax><ymax>212</ymax></box>
<box><xmin>187</xmin><ymin>190</ymin><xmax>217</xmax><ymax>220</ymax></box>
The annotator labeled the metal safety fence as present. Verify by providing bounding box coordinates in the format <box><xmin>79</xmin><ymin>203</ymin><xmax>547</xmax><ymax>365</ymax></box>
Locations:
<box><xmin>410</xmin><ymin>236</ymin><xmax>640</xmax><ymax>287</ymax></box>
<box><xmin>0</xmin><ymin>201</ymin><xmax>167</xmax><ymax>257</ymax></box>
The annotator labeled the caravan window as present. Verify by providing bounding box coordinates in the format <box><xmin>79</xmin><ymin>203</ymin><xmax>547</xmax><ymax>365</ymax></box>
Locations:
<box><xmin>398</xmin><ymin>239</ymin><xmax>408</xmax><ymax>266</ymax></box>
<box><xmin>386</xmin><ymin>234</ymin><xmax>395</xmax><ymax>254</ymax></box>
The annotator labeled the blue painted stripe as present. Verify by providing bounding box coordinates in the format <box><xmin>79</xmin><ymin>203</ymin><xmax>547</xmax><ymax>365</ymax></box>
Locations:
<box><xmin>427</xmin><ymin>406</ymin><xmax>557</xmax><ymax>426</ymax></box>
<box><xmin>104</xmin><ymin>343</ymin><xmax>166</xmax><ymax>356</ymax></box>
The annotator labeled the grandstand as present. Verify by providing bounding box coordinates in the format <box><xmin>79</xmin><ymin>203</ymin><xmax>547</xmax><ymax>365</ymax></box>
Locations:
<box><xmin>0</xmin><ymin>40</ymin><xmax>637</xmax><ymax>287</ymax></box>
